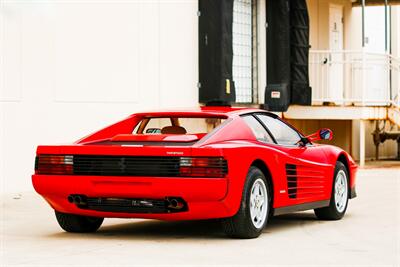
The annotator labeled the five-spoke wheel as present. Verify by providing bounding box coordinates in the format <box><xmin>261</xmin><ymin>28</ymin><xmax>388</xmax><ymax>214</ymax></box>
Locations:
<box><xmin>249</xmin><ymin>178</ymin><xmax>268</xmax><ymax>229</ymax></box>
<box><xmin>222</xmin><ymin>167</ymin><xmax>270</xmax><ymax>238</ymax></box>
<box><xmin>315</xmin><ymin>161</ymin><xmax>349</xmax><ymax>220</ymax></box>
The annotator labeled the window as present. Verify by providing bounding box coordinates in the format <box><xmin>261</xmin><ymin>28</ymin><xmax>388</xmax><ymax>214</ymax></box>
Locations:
<box><xmin>256</xmin><ymin>115</ymin><xmax>301</xmax><ymax>146</ymax></box>
<box><xmin>134</xmin><ymin>117</ymin><xmax>226</xmax><ymax>135</ymax></box>
<box><xmin>232</xmin><ymin>0</ymin><xmax>258</xmax><ymax>103</ymax></box>
<box><xmin>242</xmin><ymin>115</ymin><xmax>273</xmax><ymax>143</ymax></box>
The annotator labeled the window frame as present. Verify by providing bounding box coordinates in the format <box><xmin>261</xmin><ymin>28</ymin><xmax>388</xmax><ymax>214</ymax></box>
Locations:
<box><xmin>241</xmin><ymin>114</ymin><xmax>275</xmax><ymax>144</ymax></box>
<box><xmin>241</xmin><ymin>112</ymin><xmax>305</xmax><ymax>147</ymax></box>
<box><xmin>232</xmin><ymin>0</ymin><xmax>258</xmax><ymax>104</ymax></box>
<box><xmin>133</xmin><ymin>116</ymin><xmax>227</xmax><ymax>135</ymax></box>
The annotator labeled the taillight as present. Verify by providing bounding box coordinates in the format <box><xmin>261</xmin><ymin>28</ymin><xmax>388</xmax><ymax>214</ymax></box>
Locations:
<box><xmin>35</xmin><ymin>155</ymin><xmax>74</xmax><ymax>175</ymax></box>
<box><xmin>179</xmin><ymin>157</ymin><xmax>228</xmax><ymax>177</ymax></box>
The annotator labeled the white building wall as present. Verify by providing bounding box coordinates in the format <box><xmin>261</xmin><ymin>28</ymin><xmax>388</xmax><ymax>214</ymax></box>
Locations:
<box><xmin>0</xmin><ymin>0</ymin><xmax>198</xmax><ymax>192</ymax></box>
<box><xmin>392</xmin><ymin>6</ymin><xmax>400</xmax><ymax>59</ymax></box>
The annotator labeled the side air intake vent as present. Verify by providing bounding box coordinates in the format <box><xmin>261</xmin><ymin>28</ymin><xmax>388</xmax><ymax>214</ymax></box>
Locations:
<box><xmin>286</xmin><ymin>164</ymin><xmax>297</xmax><ymax>198</ymax></box>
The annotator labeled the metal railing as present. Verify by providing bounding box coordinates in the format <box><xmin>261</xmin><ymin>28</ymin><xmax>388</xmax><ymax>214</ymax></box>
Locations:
<box><xmin>309</xmin><ymin>50</ymin><xmax>400</xmax><ymax>107</ymax></box>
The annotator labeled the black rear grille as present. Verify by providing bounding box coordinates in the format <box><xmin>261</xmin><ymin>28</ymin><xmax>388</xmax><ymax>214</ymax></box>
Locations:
<box><xmin>71</xmin><ymin>196</ymin><xmax>187</xmax><ymax>213</ymax></box>
<box><xmin>35</xmin><ymin>154</ymin><xmax>228</xmax><ymax>177</ymax></box>
<box><xmin>85</xmin><ymin>197</ymin><xmax>170</xmax><ymax>213</ymax></box>
<box><xmin>73</xmin><ymin>155</ymin><xmax>181</xmax><ymax>177</ymax></box>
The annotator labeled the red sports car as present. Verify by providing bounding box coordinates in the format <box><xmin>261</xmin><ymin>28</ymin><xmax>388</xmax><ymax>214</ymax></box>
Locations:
<box><xmin>32</xmin><ymin>106</ymin><xmax>357</xmax><ymax>238</ymax></box>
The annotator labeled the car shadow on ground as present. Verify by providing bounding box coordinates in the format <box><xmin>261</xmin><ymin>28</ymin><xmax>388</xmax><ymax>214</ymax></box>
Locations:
<box><xmin>45</xmin><ymin>211</ymin><xmax>324</xmax><ymax>240</ymax></box>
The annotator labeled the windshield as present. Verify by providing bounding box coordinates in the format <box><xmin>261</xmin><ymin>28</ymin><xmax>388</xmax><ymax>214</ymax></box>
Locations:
<box><xmin>133</xmin><ymin>117</ymin><xmax>226</xmax><ymax>135</ymax></box>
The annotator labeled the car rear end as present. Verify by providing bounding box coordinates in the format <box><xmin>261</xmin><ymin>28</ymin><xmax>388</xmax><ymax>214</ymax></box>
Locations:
<box><xmin>32</xmin><ymin>114</ymin><xmax>235</xmax><ymax>221</ymax></box>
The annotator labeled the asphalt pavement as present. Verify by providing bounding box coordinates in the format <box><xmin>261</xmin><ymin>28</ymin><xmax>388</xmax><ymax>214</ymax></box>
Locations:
<box><xmin>1</xmin><ymin>167</ymin><xmax>399</xmax><ymax>266</ymax></box>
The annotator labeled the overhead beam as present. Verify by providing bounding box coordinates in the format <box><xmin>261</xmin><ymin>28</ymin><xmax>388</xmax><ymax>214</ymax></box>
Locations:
<box><xmin>283</xmin><ymin>105</ymin><xmax>388</xmax><ymax>120</ymax></box>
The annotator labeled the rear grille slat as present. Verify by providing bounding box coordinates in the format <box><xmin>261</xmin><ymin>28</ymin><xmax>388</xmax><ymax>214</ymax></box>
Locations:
<box><xmin>72</xmin><ymin>155</ymin><xmax>227</xmax><ymax>177</ymax></box>
<box><xmin>35</xmin><ymin>155</ymin><xmax>228</xmax><ymax>177</ymax></box>
<box><xmin>73</xmin><ymin>155</ymin><xmax>180</xmax><ymax>177</ymax></box>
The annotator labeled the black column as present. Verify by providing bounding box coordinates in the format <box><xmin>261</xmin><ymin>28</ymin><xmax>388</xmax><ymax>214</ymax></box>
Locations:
<box><xmin>265</xmin><ymin>0</ymin><xmax>291</xmax><ymax>111</ymax></box>
<box><xmin>199</xmin><ymin>0</ymin><xmax>236</xmax><ymax>106</ymax></box>
<box><xmin>290</xmin><ymin>0</ymin><xmax>312</xmax><ymax>105</ymax></box>
<box><xmin>265</xmin><ymin>0</ymin><xmax>311</xmax><ymax>112</ymax></box>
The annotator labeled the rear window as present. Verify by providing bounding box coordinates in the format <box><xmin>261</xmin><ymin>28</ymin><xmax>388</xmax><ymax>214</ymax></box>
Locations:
<box><xmin>133</xmin><ymin>117</ymin><xmax>226</xmax><ymax>135</ymax></box>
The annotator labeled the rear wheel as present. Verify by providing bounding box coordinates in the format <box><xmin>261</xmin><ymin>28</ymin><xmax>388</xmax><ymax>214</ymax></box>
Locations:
<box><xmin>55</xmin><ymin>211</ymin><xmax>104</xmax><ymax>233</ymax></box>
<box><xmin>222</xmin><ymin>167</ymin><xmax>270</xmax><ymax>238</ymax></box>
<box><xmin>314</xmin><ymin>161</ymin><xmax>349</xmax><ymax>220</ymax></box>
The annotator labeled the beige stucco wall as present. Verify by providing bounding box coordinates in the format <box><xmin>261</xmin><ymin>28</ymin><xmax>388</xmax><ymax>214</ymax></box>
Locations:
<box><xmin>303</xmin><ymin>1</ymin><xmax>398</xmax><ymax>161</ymax></box>
<box><xmin>307</xmin><ymin>0</ymin><xmax>360</xmax><ymax>50</ymax></box>
<box><xmin>391</xmin><ymin>6</ymin><xmax>400</xmax><ymax>58</ymax></box>
<box><xmin>287</xmin><ymin>119</ymin><xmax>398</xmax><ymax>161</ymax></box>
<box><xmin>287</xmin><ymin>119</ymin><xmax>353</xmax><ymax>154</ymax></box>
<box><xmin>351</xmin><ymin>120</ymin><xmax>398</xmax><ymax>161</ymax></box>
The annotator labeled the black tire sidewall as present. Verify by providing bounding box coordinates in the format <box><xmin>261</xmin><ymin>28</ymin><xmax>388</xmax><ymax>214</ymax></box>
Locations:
<box><xmin>242</xmin><ymin>167</ymin><xmax>270</xmax><ymax>234</ymax></box>
<box><xmin>55</xmin><ymin>211</ymin><xmax>103</xmax><ymax>233</ymax></box>
<box><xmin>330</xmin><ymin>162</ymin><xmax>349</xmax><ymax>217</ymax></box>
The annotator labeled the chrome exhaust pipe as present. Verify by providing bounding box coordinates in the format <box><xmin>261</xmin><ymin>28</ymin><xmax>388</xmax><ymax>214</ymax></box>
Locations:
<box><xmin>74</xmin><ymin>195</ymin><xmax>82</xmax><ymax>204</ymax></box>
<box><xmin>168</xmin><ymin>198</ymin><xmax>184</xmax><ymax>210</ymax></box>
<box><xmin>68</xmin><ymin>195</ymin><xmax>87</xmax><ymax>205</ymax></box>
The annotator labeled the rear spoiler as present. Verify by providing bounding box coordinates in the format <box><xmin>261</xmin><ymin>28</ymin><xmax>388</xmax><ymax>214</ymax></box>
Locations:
<box><xmin>110</xmin><ymin>134</ymin><xmax>206</xmax><ymax>143</ymax></box>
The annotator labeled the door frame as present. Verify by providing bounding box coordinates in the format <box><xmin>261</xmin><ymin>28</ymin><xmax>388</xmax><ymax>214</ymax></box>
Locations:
<box><xmin>328</xmin><ymin>4</ymin><xmax>344</xmax><ymax>104</ymax></box>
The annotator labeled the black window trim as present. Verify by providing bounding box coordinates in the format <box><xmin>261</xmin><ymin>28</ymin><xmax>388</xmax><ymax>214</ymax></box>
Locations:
<box><xmin>241</xmin><ymin>113</ymin><xmax>277</xmax><ymax>145</ymax></box>
<box><xmin>241</xmin><ymin>112</ymin><xmax>306</xmax><ymax>147</ymax></box>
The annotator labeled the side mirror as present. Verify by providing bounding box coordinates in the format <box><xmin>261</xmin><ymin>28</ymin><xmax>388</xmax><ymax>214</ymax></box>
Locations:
<box><xmin>306</xmin><ymin>128</ymin><xmax>333</xmax><ymax>143</ymax></box>
<box><xmin>318</xmin><ymin>128</ymin><xmax>333</xmax><ymax>140</ymax></box>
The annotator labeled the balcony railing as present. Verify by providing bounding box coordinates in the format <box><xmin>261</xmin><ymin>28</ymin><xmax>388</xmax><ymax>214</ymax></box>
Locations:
<box><xmin>309</xmin><ymin>50</ymin><xmax>400</xmax><ymax>108</ymax></box>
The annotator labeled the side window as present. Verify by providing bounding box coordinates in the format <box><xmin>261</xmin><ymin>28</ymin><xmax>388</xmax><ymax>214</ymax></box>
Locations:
<box><xmin>256</xmin><ymin>115</ymin><xmax>301</xmax><ymax>146</ymax></box>
<box><xmin>242</xmin><ymin>115</ymin><xmax>274</xmax><ymax>144</ymax></box>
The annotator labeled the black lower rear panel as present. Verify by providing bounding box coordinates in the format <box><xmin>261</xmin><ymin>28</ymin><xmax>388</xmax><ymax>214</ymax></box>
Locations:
<box><xmin>71</xmin><ymin>195</ymin><xmax>187</xmax><ymax>213</ymax></box>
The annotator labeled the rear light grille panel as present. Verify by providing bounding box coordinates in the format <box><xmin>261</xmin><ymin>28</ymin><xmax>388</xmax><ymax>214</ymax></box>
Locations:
<box><xmin>74</xmin><ymin>156</ymin><xmax>181</xmax><ymax>177</ymax></box>
<box><xmin>35</xmin><ymin>155</ymin><xmax>228</xmax><ymax>178</ymax></box>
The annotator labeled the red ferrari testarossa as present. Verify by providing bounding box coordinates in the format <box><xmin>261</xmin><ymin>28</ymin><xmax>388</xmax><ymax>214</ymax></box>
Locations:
<box><xmin>33</xmin><ymin>106</ymin><xmax>357</xmax><ymax>238</ymax></box>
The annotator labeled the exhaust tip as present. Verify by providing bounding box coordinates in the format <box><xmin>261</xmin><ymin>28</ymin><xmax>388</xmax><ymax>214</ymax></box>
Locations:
<box><xmin>68</xmin><ymin>194</ymin><xmax>87</xmax><ymax>206</ymax></box>
<box><xmin>167</xmin><ymin>198</ymin><xmax>185</xmax><ymax>210</ymax></box>
<box><xmin>170</xmin><ymin>199</ymin><xmax>179</xmax><ymax>208</ymax></box>
<box><xmin>74</xmin><ymin>195</ymin><xmax>82</xmax><ymax>204</ymax></box>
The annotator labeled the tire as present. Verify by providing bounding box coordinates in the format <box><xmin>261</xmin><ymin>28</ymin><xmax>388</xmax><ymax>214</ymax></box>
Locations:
<box><xmin>314</xmin><ymin>161</ymin><xmax>349</xmax><ymax>220</ymax></box>
<box><xmin>55</xmin><ymin>210</ymin><xmax>104</xmax><ymax>233</ymax></box>
<box><xmin>222</xmin><ymin>166</ymin><xmax>271</xmax><ymax>239</ymax></box>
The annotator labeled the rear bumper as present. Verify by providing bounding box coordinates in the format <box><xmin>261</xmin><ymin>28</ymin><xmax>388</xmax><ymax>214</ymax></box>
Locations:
<box><xmin>32</xmin><ymin>174</ymin><xmax>232</xmax><ymax>220</ymax></box>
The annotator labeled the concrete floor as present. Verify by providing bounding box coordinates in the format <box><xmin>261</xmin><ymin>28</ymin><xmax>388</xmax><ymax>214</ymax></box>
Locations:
<box><xmin>1</xmin><ymin>168</ymin><xmax>400</xmax><ymax>266</ymax></box>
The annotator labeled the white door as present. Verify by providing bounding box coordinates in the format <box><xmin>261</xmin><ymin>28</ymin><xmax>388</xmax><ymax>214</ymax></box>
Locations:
<box><xmin>328</xmin><ymin>5</ymin><xmax>344</xmax><ymax>103</ymax></box>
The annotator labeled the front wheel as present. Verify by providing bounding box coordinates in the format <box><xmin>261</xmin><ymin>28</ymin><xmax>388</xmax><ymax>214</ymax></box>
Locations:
<box><xmin>314</xmin><ymin>161</ymin><xmax>349</xmax><ymax>220</ymax></box>
<box><xmin>55</xmin><ymin>211</ymin><xmax>104</xmax><ymax>233</ymax></box>
<box><xmin>222</xmin><ymin>167</ymin><xmax>270</xmax><ymax>238</ymax></box>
